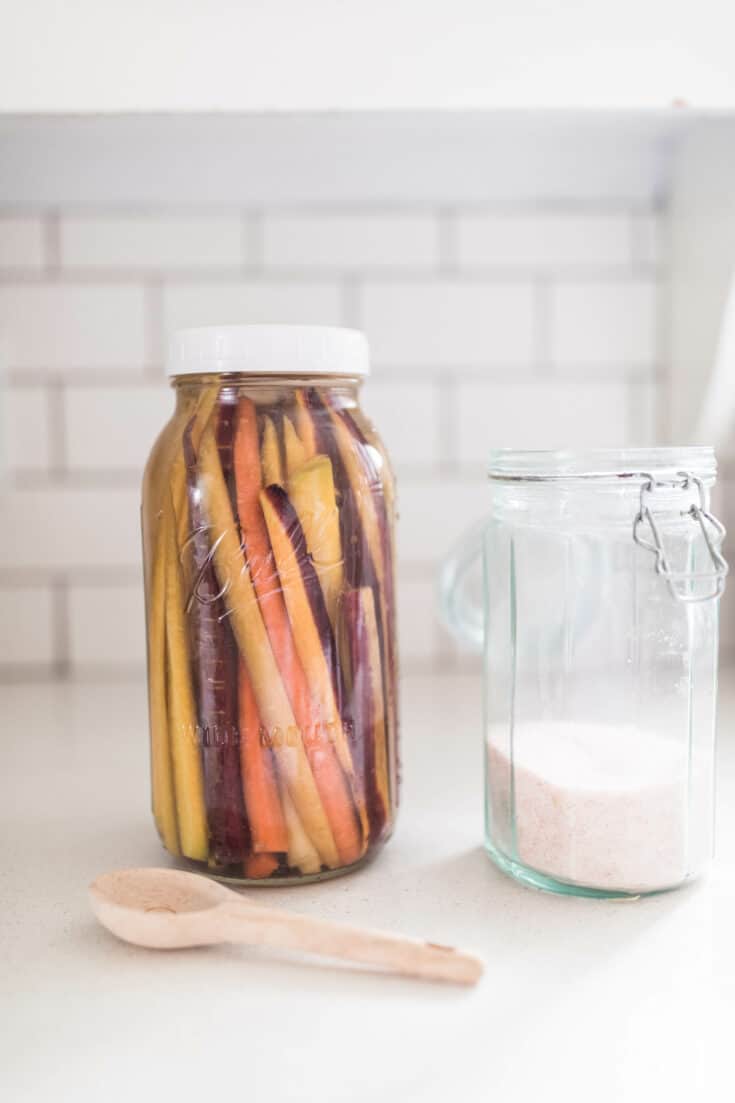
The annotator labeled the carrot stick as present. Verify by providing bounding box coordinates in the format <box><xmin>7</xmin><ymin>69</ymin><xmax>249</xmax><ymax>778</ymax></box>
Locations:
<box><xmin>173</xmin><ymin>384</ymin><xmax>221</xmax><ymax>554</ymax></box>
<box><xmin>261</xmin><ymin>414</ymin><xmax>285</xmax><ymax>487</ymax></box>
<box><xmin>183</xmin><ymin>401</ymin><xmax>247</xmax><ymax>868</ymax></box>
<box><xmin>283</xmin><ymin>415</ymin><xmax>308</xmax><ymax>474</ymax></box>
<box><xmin>244</xmin><ymin>853</ymin><xmax>280</xmax><ymax>879</ymax></box>
<box><xmin>294</xmin><ymin>389</ymin><xmax>318</xmax><ymax>460</ymax></box>
<box><xmin>296</xmin><ymin>389</ymin><xmax>366</xmax><ymax>587</ymax></box>
<box><xmin>164</xmin><ymin>492</ymin><xmax>209</xmax><ymax>862</ymax></box>
<box><xmin>321</xmin><ymin>393</ymin><xmax>399</xmax><ymax>809</ymax></box>
<box><xmin>238</xmin><ymin>661</ymin><xmax>289</xmax><ymax>854</ymax></box>
<box><xmin>142</xmin><ymin>388</ymin><xmax>202</xmax><ymax>857</ymax></box>
<box><xmin>341</xmin><ymin>587</ymin><xmax>390</xmax><ymax>841</ymax></box>
<box><xmin>279</xmin><ymin>784</ymin><xmax>322</xmax><ymax>874</ymax></box>
<box><xmin>288</xmin><ymin>454</ymin><xmax>344</xmax><ymax>629</ymax></box>
<box><xmin>145</xmin><ymin>508</ymin><xmax>180</xmax><ymax>855</ymax></box>
<box><xmin>235</xmin><ymin>398</ymin><xmax>365</xmax><ymax>866</ymax></box>
<box><xmin>259</xmin><ymin>485</ymin><xmax>369</xmax><ymax>862</ymax></box>
<box><xmin>197</xmin><ymin>420</ymin><xmax>340</xmax><ymax>869</ymax></box>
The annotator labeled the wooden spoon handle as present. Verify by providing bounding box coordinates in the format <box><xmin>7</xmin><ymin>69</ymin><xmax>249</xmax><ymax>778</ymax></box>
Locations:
<box><xmin>216</xmin><ymin>902</ymin><xmax>483</xmax><ymax>985</ymax></box>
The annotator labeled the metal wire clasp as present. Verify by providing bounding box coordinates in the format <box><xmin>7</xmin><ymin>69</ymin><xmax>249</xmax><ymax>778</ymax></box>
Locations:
<box><xmin>632</xmin><ymin>470</ymin><xmax>729</xmax><ymax>603</ymax></box>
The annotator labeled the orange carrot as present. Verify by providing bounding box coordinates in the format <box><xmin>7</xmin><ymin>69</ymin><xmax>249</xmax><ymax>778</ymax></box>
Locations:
<box><xmin>243</xmin><ymin>852</ymin><xmax>280</xmax><ymax>879</ymax></box>
<box><xmin>234</xmin><ymin>397</ymin><xmax>365</xmax><ymax>866</ymax></box>
<box><xmin>238</xmin><ymin>661</ymin><xmax>289</xmax><ymax>854</ymax></box>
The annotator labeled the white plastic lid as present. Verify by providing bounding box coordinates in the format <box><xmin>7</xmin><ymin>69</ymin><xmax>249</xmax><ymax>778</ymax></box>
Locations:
<box><xmin>167</xmin><ymin>324</ymin><xmax>370</xmax><ymax>378</ymax></box>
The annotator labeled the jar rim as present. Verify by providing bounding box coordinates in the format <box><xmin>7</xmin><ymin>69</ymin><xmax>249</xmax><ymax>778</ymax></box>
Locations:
<box><xmin>487</xmin><ymin>446</ymin><xmax>717</xmax><ymax>482</ymax></box>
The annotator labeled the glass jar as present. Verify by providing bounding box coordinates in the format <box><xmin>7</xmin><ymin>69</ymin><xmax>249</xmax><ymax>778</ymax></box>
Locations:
<box><xmin>141</xmin><ymin>326</ymin><xmax>399</xmax><ymax>884</ymax></box>
<box><xmin>442</xmin><ymin>448</ymin><xmax>728</xmax><ymax>898</ymax></box>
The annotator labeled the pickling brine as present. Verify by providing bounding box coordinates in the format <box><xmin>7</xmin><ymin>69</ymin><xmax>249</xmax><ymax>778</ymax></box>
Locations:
<box><xmin>142</xmin><ymin>326</ymin><xmax>399</xmax><ymax>883</ymax></box>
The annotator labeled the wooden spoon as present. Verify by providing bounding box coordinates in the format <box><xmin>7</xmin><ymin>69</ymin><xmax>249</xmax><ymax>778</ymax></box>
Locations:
<box><xmin>89</xmin><ymin>867</ymin><xmax>483</xmax><ymax>986</ymax></box>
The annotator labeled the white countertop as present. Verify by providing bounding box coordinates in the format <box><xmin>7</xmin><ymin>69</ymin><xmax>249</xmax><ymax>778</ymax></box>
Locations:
<box><xmin>3</xmin><ymin>673</ymin><xmax>734</xmax><ymax>1103</ymax></box>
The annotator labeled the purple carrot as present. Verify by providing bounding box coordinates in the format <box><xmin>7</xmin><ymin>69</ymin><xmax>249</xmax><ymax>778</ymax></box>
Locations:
<box><xmin>260</xmin><ymin>483</ymin><xmax>343</xmax><ymax>703</ymax></box>
<box><xmin>183</xmin><ymin>398</ymin><xmax>248</xmax><ymax>869</ymax></box>
<box><xmin>340</xmin><ymin>588</ymin><xmax>389</xmax><ymax>842</ymax></box>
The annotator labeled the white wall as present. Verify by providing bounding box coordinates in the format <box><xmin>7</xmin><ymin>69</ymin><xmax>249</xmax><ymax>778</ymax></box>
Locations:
<box><xmin>3</xmin><ymin>2</ymin><xmax>735</xmax><ymax>110</ymax></box>
<box><xmin>665</xmin><ymin>120</ymin><xmax>735</xmax><ymax>653</ymax></box>
<box><xmin>0</xmin><ymin>115</ymin><xmax>665</xmax><ymax>679</ymax></box>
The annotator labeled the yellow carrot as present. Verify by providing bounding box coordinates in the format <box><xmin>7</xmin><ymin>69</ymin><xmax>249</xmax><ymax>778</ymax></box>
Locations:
<box><xmin>145</xmin><ymin>508</ymin><xmax>180</xmax><ymax>855</ymax></box>
<box><xmin>142</xmin><ymin>390</ymin><xmax>202</xmax><ymax>855</ymax></box>
<box><xmin>294</xmin><ymin>389</ymin><xmax>318</xmax><ymax>459</ymax></box>
<box><xmin>172</xmin><ymin>383</ymin><xmax>220</xmax><ymax>553</ymax></box>
<box><xmin>164</xmin><ymin>496</ymin><xmax>208</xmax><ymax>861</ymax></box>
<box><xmin>261</xmin><ymin>415</ymin><xmax>284</xmax><ymax>487</ymax></box>
<box><xmin>280</xmin><ymin>784</ymin><xmax>322</xmax><ymax>875</ymax></box>
<box><xmin>283</xmin><ymin>415</ymin><xmax>308</xmax><ymax>474</ymax></box>
<box><xmin>288</xmin><ymin>454</ymin><xmax>344</xmax><ymax>629</ymax></box>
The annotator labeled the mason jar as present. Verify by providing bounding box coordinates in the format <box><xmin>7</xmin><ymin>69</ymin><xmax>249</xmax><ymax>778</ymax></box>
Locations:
<box><xmin>142</xmin><ymin>325</ymin><xmax>399</xmax><ymax>883</ymax></box>
<box><xmin>442</xmin><ymin>448</ymin><xmax>728</xmax><ymax>898</ymax></box>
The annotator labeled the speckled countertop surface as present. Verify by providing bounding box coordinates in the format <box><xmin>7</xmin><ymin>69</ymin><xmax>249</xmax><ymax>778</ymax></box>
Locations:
<box><xmin>2</xmin><ymin>673</ymin><xmax>734</xmax><ymax>1102</ymax></box>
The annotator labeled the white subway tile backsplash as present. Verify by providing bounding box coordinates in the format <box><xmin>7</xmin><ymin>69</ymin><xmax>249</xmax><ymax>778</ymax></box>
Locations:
<box><xmin>60</xmin><ymin>214</ymin><xmax>246</xmax><ymax>270</ymax></box>
<box><xmin>162</xmin><ymin>281</ymin><xmax>343</xmax><ymax>353</ymax></box>
<box><xmin>362</xmin><ymin>280</ymin><xmax>535</xmax><ymax>369</ymax></box>
<box><xmin>361</xmin><ymin>381</ymin><xmax>441</xmax><ymax>469</ymax></box>
<box><xmin>550</xmin><ymin>279</ymin><xmax>658</xmax><ymax>368</ymax></box>
<box><xmin>65</xmin><ymin>384</ymin><xmax>174</xmax><ymax>471</ymax></box>
<box><xmin>263</xmin><ymin>213</ymin><xmax>439</xmax><ymax>270</ymax></box>
<box><xmin>0</xmin><ymin>194</ymin><xmax>668</xmax><ymax>677</ymax></box>
<box><xmin>397</xmin><ymin>575</ymin><xmax>441</xmax><ymax>665</ymax></box>
<box><xmin>0</xmin><ymin>587</ymin><xmax>55</xmax><ymax>665</ymax></box>
<box><xmin>457</xmin><ymin>213</ymin><xmax>633</xmax><ymax>270</ymax></box>
<box><xmin>4</xmin><ymin>386</ymin><xmax>50</xmax><ymax>472</ymax></box>
<box><xmin>68</xmin><ymin>583</ymin><xmax>144</xmax><ymax>668</ymax></box>
<box><xmin>456</xmin><ymin>380</ymin><xmax>632</xmax><ymax>462</ymax></box>
<box><xmin>631</xmin><ymin>212</ymin><xmax>663</xmax><ymax>267</ymax></box>
<box><xmin>0</xmin><ymin>283</ymin><xmax>147</xmax><ymax>372</ymax></box>
<box><xmin>0</xmin><ymin>216</ymin><xmax>45</xmax><ymax>270</ymax></box>
<box><xmin>396</xmin><ymin>476</ymin><xmax>486</xmax><ymax>565</ymax></box>
<box><xmin>628</xmin><ymin>380</ymin><xmax>661</xmax><ymax>444</ymax></box>
<box><xmin>0</xmin><ymin>488</ymin><xmax>140</xmax><ymax>569</ymax></box>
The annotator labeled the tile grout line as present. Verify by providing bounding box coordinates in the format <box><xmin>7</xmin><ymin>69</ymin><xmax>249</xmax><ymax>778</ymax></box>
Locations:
<box><xmin>437</xmin><ymin>207</ymin><xmax>457</xmax><ymax>273</ymax></box>
<box><xmin>52</xmin><ymin>574</ymin><xmax>71</xmax><ymax>680</ymax></box>
<box><xmin>0</xmin><ymin>200</ymin><xmax>664</xmax><ymax>216</ymax></box>
<box><xmin>341</xmin><ymin>275</ymin><xmax>362</xmax><ymax>329</ymax></box>
<box><xmin>438</xmin><ymin>373</ymin><xmax>460</xmax><ymax>475</ymax></box>
<box><xmin>47</xmin><ymin>380</ymin><xmax>67</xmax><ymax>474</ymax></box>
<box><xmin>43</xmin><ymin>209</ymin><xmax>61</xmax><ymax>276</ymax></box>
<box><xmin>0</xmin><ymin>265</ymin><xmax>663</xmax><ymax>287</ymax></box>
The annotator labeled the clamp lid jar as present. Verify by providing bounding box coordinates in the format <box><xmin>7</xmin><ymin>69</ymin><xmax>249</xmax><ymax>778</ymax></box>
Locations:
<box><xmin>443</xmin><ymin>446</ymin><xmax>727</xmax><ymax>897</ymax></box>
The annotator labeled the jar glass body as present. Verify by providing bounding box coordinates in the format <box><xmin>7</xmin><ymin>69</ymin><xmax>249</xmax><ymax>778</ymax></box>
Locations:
<box><xmin>481</xmin><ymin>450</ymin><xmax>722</xmax><ymax>897</ymax></box>
<box><xmin>141</xmin><ymin>373</ymin><xmax>399</xmax><ymax>883</ymax></box>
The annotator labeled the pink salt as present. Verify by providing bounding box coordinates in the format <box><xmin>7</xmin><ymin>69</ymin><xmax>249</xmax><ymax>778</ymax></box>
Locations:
<box><xmin>487</xmin><ymin>722</ymin><xmax>711</xmax><ymax>893</ymax></box>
